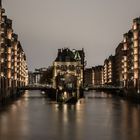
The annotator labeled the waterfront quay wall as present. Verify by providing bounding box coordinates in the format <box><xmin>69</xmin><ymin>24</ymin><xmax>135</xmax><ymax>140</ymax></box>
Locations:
<box><xmin>121</xmin><ymin>88</ymin><xmax>140</xmax><ymax>102</ymax></box>
<box><xmin>90</xmin><ymin>87</ymin><xmax>140</xmax><ymax>103</ymax></box>
<box><xmin>0</xmin><ymin>86</ymin><xmax>24</xmax><ymax>106</ymax></box>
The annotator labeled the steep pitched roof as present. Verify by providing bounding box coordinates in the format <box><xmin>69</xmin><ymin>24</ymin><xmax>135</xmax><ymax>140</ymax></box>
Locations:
<box><xmin>55</xmin><ymin>48</ymin><xmax>76</xmax><ymax>62</ymax></box>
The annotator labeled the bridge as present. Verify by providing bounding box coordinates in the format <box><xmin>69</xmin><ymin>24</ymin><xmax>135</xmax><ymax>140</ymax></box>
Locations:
<box><xmin>84</xmin><ymin>85</ymin><xmax>123</xmax><ymax>92</ymax></box>
<box><xmin>18</xmin><ymin>84</ymin><xmax>53</xmax><ymax>91</ymax></box>
<box><xmin>19</xmin><ymin>84</ymin><xmax>123</xmax><ymax>91</ymax></box>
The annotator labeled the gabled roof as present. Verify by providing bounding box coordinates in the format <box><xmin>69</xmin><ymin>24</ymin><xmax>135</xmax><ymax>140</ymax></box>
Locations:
<box><xmin>55</xmin><ymin>48</ymin><xmax>76</xmax><ymax>62</ymax></box>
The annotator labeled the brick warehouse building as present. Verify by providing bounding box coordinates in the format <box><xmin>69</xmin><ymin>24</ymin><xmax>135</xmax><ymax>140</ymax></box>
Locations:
<box><xmin>0</xmin><ymin>0</ymin><xmax>28</xmax><ymax>103</ymax></box>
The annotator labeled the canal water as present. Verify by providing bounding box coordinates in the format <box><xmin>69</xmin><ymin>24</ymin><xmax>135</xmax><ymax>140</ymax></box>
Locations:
<box><xmin>0</xmin><ymin>90</ymin><xmax>140</xmax><ymax>140</ymax></box>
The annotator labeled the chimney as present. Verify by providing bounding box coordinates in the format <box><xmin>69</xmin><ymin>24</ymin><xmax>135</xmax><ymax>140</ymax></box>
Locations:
<box><xmin>58</xmin><ymin>49</ymin><xmax>61</xmax><ymax>52</ymax></box>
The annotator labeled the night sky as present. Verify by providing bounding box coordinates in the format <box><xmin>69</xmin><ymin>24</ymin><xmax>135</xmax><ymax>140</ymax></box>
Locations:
<box><xmin>3</xmin><ymin>0</ymin><xmax>140</xmax><ymax>70</ymax></box>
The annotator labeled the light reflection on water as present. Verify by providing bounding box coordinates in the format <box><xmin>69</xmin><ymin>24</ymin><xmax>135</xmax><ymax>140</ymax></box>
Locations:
<box><xmin>0</xmin><ymin>90</ymin><xmax>140</xmax><ymax>140</ymax></box>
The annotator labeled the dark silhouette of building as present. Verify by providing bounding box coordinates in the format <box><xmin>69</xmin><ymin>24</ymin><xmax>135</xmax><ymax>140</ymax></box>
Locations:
<box><xmin>84</xmin><ymin>68</ymin><xmax>93</xmax><ymax>87</ymax></box>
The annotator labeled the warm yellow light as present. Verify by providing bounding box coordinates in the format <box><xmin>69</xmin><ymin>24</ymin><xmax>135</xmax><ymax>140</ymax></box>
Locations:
<box><xmin>134</xmin><ymin>55</ymin><xmax>138</xmax><ymax>61</ymax></box>
<box><xmin>124</xmin><ymin>68</ymin><xmax>127</xmax><ymax>73</ymax></box>
<box><xmin>134</xmin><ymin>48</ymin><xmax>138</xmax><ymax>54</ymax></box>
<box><xmin>134</xmin><ymin>62</ymin><xmax>138</xmax><ymax>69</ymax></box>
<box><xmin>133</xmin><ymin>23</ymin><xmax>137</xmax><ymax>30</ymax></box>
<box><xmin>7</xmin><ymin>71</ymin><xmax>11</xmax><ymax>78</ymax></box>
<box><xmin>134</xmin><ymin>72</ymin><xmax>138</xmax><ymax>79</ymax></box>
<box><xmin>124</xmin><ymin>74</ymin><xmax>127</xmax><ymax>80</ymax></box>
<box><xmin>7</xmin><ymin>56</ymin><xmax>11</xmax><ymax>61</ymax></box>
<box><xmin>7</xmin><ymin>48</ymin><xmax>11</xmax><ymax>54</ymax></box>
<box><xmin>124</xmin><ymin>63</ymin><xmax>127</xmax><ymax>67</ymax></box>
<box><xmin>124</xmin><ymin>44</ymin><xmax>127</xmax><ymax>50</ymax></box>
<box><xmin>7</xmin><ymin>62</ymin><xmax>11</xmax><ymax>68</ymax></box>
<box><xmin>1</xmin><ymin>58</ymin><xmax>4</xmax><ymax>63</ymax></box>
<box><xmin>123</xmin><ymin>38</ymin><xmax>126</xmax><ymax>43</ymax></box>
<box><xmin>134</xmin><ymin>32</ymin><xmax>138</xmax><ymax>39</ymax></box>
<box><xmin>134</xmin><ymin>40</ymin><xmax>138</xmax><ymax>47</ymax></box>
<box><xmin>1</xmin><ymin>72</ymin><xmax>4</xmax><ymax>77</ymax></box>
<box><xmin>8</xmin><ymin>32</ymin><xmax>12</xmax><ymax>39</ymax></box>
<box><xmin>14</xmin><ymin>52</ymin><xmax>17</xmax><ymax>55</ymax></box>
<box><xmin>124</xmin><ymin>56</ymin><xmax>127</xmax><ymax>61</ymax></box>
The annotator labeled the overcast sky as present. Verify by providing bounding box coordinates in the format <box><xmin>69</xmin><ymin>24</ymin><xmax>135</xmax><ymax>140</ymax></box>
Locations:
<box><xmin>3</xmin><ymin>0</ymin><xmax>140</xmax><ymax>70</ymax></box>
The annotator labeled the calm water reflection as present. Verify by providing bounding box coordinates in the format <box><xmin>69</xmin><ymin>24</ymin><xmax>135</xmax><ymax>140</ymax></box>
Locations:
<box><xmin>0</xmin><ymin>90</ymin><xmax>140</xmax><ymax>140</ymax></box>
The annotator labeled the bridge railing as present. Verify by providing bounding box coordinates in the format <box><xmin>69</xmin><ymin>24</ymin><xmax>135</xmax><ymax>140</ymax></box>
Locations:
<box><xmin>18</xmin><ymin>84</ymin><xmax>53</xmax><ymax>90</ymax></box>
<box><xmin>93</xmin><ymin>85</ymin><xmax>123</xmax><ymax>90</ymax></box>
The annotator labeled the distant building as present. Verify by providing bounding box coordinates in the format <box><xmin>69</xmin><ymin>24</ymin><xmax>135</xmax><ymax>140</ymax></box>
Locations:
<box><xmin>53</xmin><ymin>48</ymin><xmax>85</xmax><ymax>100</ymax></box>
<box><xmin>84</xmin><ymin>68</ymin><xmax>93</xmax><ymax>87</ymax></box>
<box><xmin>103</xmin><ymin>55</ymin><xmax>115</xmax><ymax>85</ymax></box>
<box><xmin>131</xmin><ymin>18</ymin><xmax>139</xmax><ymax>90</ymax></box>
<box><xmin>28</xmin><ymin>71</ymin><xmax>35</xmax><ymax>85</ymax></box>
<box><xmin>92</xmin><ymin>66</ymin><xmax>104</xmax><ymax>86</ymax></box>
<box><xmin>28</xmin><ymin>68</ymin><xmax>47</xmax><ymax>84</ymax></box>
<box><xmin>115</xmin><ymin>43</ymin><xmax>124</xmax><ymax>87</ymax></box>
<box><xmin>103</xmin><ymin>59</ymin><xmax>108</xmax><ymax>84</ymax></box>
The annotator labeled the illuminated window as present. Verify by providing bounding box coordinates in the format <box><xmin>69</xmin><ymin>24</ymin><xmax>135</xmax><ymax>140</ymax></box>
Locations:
<box><xmin>134</xmin><ymin>48</ymin><xmax>138</xmax><ymax>54</ymax></box>
<box><xmin>7</xmin><ymin>71</ymin><xmax>11</xmax><ymax>78</ymax></box>
<box><xmin>7</xmin><ymin>62</ymin><xmax>11</xmax><ymax>68</ymax></box>
<box><xmin>134</xmin><ymin>72</ymin><xmax>138</xmax><ymax>79</ymax></box>
<box><xmin>1</xmin><ymin>72</ymin><xmax>4</xmax><ymax>77</ymax></box>
<box><xmin>7</xmin><ymin>48</ymin><xmax>11</xmax><ymax>54</ymax></box>
<box><xmin>134</xmin><ymin>31</ymin><xmax>138</xmax><ymax>39</ymax></box>
<box><xmin>134</xmin><ymin>55</ymin><xmax>138</xmax><ymax>61</ymax></box>
<box><xmin>7</xmin><ymin>56</ymin><xmax>11</xmax><ymax>61</ymax></box>
<box><xmin>134</xmin><ymin>40</ymin><xmax>138</xmax><ymax>47</ymax></box>
<box><xmin>124</xmin><ymin>74</ymin><xmax>127</xmax><ymax>80</ymax></box>
<box><xmin>133</xmin><ymin>23</ymin><xmax>137</xmax><ymax>30</ymax></box>
<box><xmin>124</xmin><ymin>68</ymin><xmax>127</xmax><ymax>73</ymax></box>
<box><xmin>124</xmin><ymin>63</ymin><xmax>127</xmax><ymax>67</ymax></box>
<box><xmin>123</xmin><ymin>37</ymin><xmax>126</xmax><ymax>43</ymax></box>
<box><xmin>124</xmin><ymin>56</ymin><xmax>127</xmax><ymax>61</ymax></box>
<box><xmin>8</xmin><ymin>32</ymin><xmax>12</xmax><ymax>39</ymax></box>
<box><xmin>1</xmin><ymin>58</ymin><xmax>4</xmax><ymax>63</ymax></box>
<box><xmin>134</xmin><ymin>62</ymin><xmax>138</xmax><ymax>69</ymax></box>
<box><xmin>124</xmin><ymin>44</ymin><xmax>127</xmax><ymax>50</ymax></box>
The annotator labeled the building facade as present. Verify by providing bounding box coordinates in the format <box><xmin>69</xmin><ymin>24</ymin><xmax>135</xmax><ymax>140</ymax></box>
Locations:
<box><xmin>91</xmin><ymin>17</ymin><xmax>140</xmax><ymax>93</ymax></box>
<box><xmin>0</xmin><ymin>0</ymin><xmax>28</xmax><ymax>102</ymax></box>
<box><xmin>121</xmin><ymin>18</ymin><xmax>140</xmax><ymax>92</ymax></box>
<box><xmin>92</xmin><ymin>66</ymin><xmax>104</xmax><ymax>86</ymax></box>
<box><xmin>84</xmin><ymin>68</ymin><xmax>93</xmax><ymax>87</ymax></box>
<box><xmin>53</xmin><ymin>48</ymin><xmax>85</xmax><ymax>101</ymax></box>
<box><xmin>103</xmin><ymin>55</ymin><xmax>115</xmax><ymax>85</ymax></box>
<box><xmin>115</xmin><ymin>43</ymin><xmax>124</xmax><ymax>87</ymax></box>
<box><xmin>28</xmin><ymin>68</ymin><xmax>47</xmax><ymax>85</ymax></box>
